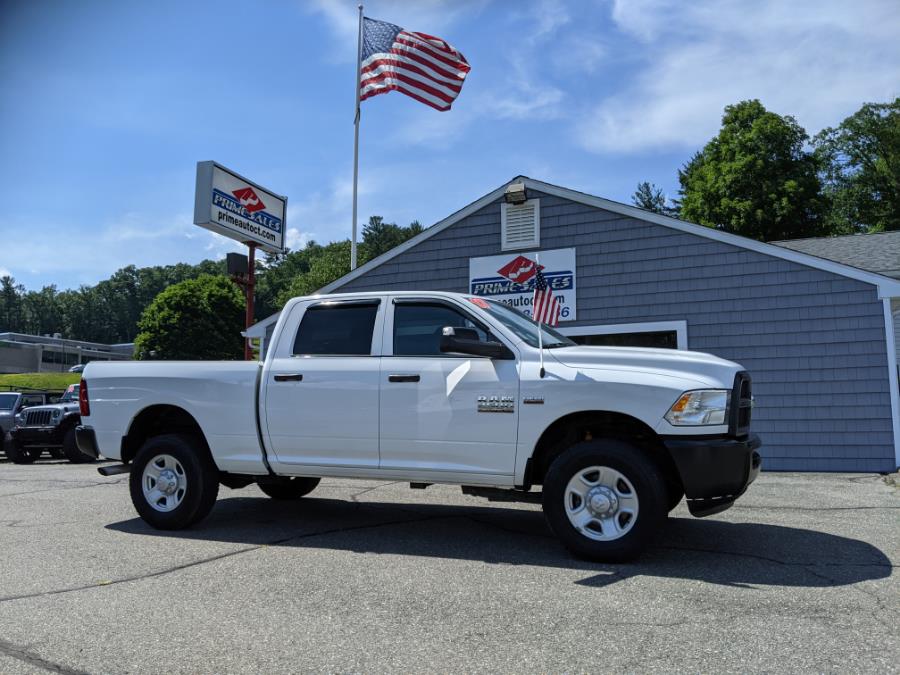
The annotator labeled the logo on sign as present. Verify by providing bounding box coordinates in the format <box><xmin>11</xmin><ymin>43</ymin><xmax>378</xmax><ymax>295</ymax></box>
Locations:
<box><xmin>232</xmin><ymin>187</ymin><xmax>266</xmax><ymax>213</ymax></box>
<box><xmin>496</xmin><ymin>255</ymin><xmax>543</xmax><ymax>284</ymax></box>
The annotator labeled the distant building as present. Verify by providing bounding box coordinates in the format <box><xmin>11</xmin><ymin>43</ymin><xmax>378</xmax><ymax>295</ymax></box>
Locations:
<box><xmin>0</xmin><ymin>332</ymin><xmax>133</xmax><ymax>374</ymax></box>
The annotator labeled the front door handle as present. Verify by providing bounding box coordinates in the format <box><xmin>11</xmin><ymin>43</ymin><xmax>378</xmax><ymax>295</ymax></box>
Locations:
<box><xmin>388</xmin><ymin>374</ymin><xmax>420</xmax><ymax>383</ymax></box>
<box><xmin>273</xmin><ymin>373</ymin><xmax>303</xmax><ymax>382</ymax></box>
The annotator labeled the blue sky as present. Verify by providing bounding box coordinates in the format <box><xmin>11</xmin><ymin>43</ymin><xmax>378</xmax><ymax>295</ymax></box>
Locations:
<box><xmin>1</xmin><ymin>0</ymin><xmax>898</xmax><ymax>291</ymax></box>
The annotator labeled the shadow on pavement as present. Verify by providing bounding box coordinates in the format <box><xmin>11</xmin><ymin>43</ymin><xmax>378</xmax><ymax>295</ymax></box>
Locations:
<box><xmin>107</xmin><ymin>495</ymin><xmax>893</xmax><ymax>589</ymax></box>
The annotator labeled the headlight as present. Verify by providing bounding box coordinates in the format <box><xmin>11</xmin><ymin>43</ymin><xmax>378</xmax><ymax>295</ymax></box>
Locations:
<box><xmin>14</xmin><ymin>413</ymin><xmax>25</xmax><ymax>426</ymax></box>
<box><xmin>51</xmin><ymin>409</ymin><xmax>61</xmax><ymax>420</ymax></box>
<box><xmin>665</xmin><ymin>390</ymin><xmax>729</xmax><ymax>426</ymax></box>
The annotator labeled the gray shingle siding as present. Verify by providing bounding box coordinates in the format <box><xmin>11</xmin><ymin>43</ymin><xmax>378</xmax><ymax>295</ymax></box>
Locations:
<box><xmin>338</xmin><ymin>190</ymin><xmax>896</xmax><ymax>472</ymax></box>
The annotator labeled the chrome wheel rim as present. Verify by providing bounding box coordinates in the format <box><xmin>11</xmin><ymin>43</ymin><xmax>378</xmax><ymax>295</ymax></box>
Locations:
<box><xmin>564</xmin><ymin>465</ymin><xmax>639</xmax><ymax>541</ymax></box>
<box><xmin>142</xmin><ymin>454</ymin><xmax>187</xmax><ymax>513</ymax></box>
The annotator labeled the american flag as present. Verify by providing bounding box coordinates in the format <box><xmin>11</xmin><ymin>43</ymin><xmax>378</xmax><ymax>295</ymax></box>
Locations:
<box><xmin>360</xmin><ymin>17</ymin><xmax>470</xmax><ymax>111</ymax></box>
<box><xmin>532</xmin><ymin>268</ymin><xmax>561</xmax><ymax>327</ymax></box>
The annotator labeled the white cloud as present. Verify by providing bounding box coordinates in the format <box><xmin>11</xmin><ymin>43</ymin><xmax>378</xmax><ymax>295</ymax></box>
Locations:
<box><xmin>1</xmin><ymin>211</ymin><xmax>247</xmax><ymax>288</ymax></box>
<box><xmin>285</xmin><ymin>227</ymin><xmax>309</xmax><ymax>250</ymax></box>
<box><xmin>577</xmin><ymin>0</ymin><xmax>900</xmax><ymax>153</ymax></box>
<box><xmin>0</xmin><ymin>267</ymin><xmax>11</xmax><ymax>279</ymax></box>
<box><xmin>285</xmin><ymin>174</ymin><xmax>379</xmax><ymax>246</ymax></box>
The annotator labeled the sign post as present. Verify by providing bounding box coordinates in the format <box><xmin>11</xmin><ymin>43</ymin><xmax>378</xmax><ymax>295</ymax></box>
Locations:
<box><xmin>194</xmin><ymin>161</ymin><xmax>286</xmax><ymax>359</ymax></box>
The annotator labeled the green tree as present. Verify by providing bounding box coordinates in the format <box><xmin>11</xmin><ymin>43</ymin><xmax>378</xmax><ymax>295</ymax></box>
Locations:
<box><xmin>361</xmin><ymin>216</ymin><xmax>424</xmax><ymax>258</ymax></box>
<box><xmin>814</xmin><ymin>98</ymin><xmax>900</xmax><ymax>233</ymax></box>
<box><xmin>134</xmin><ymin>275</ymin><xmax>244</xmax><ymax>360</ymax></box>
<box><xmin>632</xmin><ymin>181</ymin><xmax>679</xmax><ymax>217</ymax></box>
<box><xmin>277</xmin><ymin>241</ymin><xmax>362</xmax><ymax>305</ymax></box>
<box><xmin>679</xmin><ymin>99</ymin><xmax>825</xmax><ymax>241</ymax></box>
<box><xmin>0</xmin><ymin>276</ymin><xmax>25</xmax><ymax>332</ymax></box>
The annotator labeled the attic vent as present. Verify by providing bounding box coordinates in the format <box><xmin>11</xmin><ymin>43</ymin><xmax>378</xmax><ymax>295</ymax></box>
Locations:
<box><xmin>501</xmin><ymin>199</ymin><xmax>540</xmax><ymax>251</ymax></box>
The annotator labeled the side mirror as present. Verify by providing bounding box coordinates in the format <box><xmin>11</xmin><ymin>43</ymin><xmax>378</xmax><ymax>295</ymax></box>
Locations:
<box><xmin>440</xmin><ymin>326</ymin><xmax>514</xmax><ymax>359</ymax></box>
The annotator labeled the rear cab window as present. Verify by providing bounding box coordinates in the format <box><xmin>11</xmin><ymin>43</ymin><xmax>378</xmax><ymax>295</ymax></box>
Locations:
<box><xmin>292</xmin><ymin>301</ymin><xmax>380</xmax><ymax>356</ymax></box>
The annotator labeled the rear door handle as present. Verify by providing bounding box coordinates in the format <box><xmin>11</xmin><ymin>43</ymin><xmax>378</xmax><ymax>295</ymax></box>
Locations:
<box><xmin>388</xmin><ymin>374</ymin><xmax>420</xmax><ymax>383</ymax></box>
<box><xmin>273</xmin><ymin>373</ymin><xmax>303</xmax><ymax>382</ymax></box>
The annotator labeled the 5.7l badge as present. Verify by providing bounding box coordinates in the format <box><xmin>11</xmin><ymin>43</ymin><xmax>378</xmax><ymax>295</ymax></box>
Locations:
<box><xmin>477</xmin><ymin>395</ymin><xmax>515</xmax><ymax>413</ymax></box>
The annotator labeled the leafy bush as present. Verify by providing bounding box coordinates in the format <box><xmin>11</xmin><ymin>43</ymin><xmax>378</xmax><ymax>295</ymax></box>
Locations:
<box><xmin>134</xmin><ymin>275</ymin><xmax>244</xmax><ymax>360</ymax></box>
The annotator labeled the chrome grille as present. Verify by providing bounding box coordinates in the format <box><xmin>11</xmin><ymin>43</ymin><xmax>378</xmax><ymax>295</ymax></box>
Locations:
<box><xmin>24</xmin><ymin>410</ymin><xmax>52</xmax><ymax>426</ymax></box>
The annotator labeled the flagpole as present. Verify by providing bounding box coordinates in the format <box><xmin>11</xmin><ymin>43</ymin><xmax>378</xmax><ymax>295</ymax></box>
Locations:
<box><xmin>350</xmin><ymin>3</ymin><xmax>364</xmax><ymax>271</ymax></box>
<box><xmin>535</xmin><ymin>252</ymin><xmax>545</xmax><ymax>378</ymax></box>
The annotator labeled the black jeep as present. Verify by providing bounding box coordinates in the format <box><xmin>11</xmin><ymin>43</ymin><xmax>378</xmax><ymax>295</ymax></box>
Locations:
<box><xmin>6</xmin><ymin>384</ymin><xmax>93</xmax><ymax>464</ymax></box>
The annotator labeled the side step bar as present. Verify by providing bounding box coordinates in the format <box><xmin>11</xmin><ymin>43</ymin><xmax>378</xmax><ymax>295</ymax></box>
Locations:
<box><xmin>98</xmin><ymin>464</ymin><xmax>131</xmax><ymax>477</ymax></box>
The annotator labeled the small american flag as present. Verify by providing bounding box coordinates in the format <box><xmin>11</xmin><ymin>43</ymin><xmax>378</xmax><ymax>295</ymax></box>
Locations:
<box><xmin>532</xmin><ymin>268</ymin><xmax>561</xmax><ymax>327</ymax></box>
<box><xmin>360</xmin><ymin>17</ymin><xmax>470</xmax><ymax>111</ymax></box>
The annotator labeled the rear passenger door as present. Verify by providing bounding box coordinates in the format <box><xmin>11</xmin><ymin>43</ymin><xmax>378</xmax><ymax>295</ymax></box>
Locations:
<box><xmin>264</xmin><ymin>298</ymin><xmax>383</xmax><ymax>469</ymax></box>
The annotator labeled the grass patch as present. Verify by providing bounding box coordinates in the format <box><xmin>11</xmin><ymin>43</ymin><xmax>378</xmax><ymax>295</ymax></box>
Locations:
<box><xmin>0</xmin><ymin>372</ymin><xmax>81</xmax><ymax>393</ymax></box>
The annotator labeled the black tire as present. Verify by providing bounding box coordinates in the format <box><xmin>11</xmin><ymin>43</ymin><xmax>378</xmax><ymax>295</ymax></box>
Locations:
<box><xmin>5</xmin><ymin>441</ymin><xmax>41</xmax><ymax>464</ymax></box>
<box><xmin>542</xmin><ymin>439</ymin><xmax>667</xmax><ymax>562</ymax></box>
<box><xmin>129</xmin><ymin>434</ymin><xmax>220</xmax><ymax>530</ymax></box>
<box><xmin>62</xmin><ymin>427</ymin><xmax>92</xmax><ymax>464</ymax></box>
<box><xmin>258</xmin><ymin>477</ymin><xmax>320</xmax><ymax>500</ymax></box>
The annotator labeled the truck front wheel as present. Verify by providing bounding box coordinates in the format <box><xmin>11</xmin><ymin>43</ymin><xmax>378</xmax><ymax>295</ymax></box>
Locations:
<box><xmin>542</xmin><ymin>439</ymin><xmax>666</xmax><ymax>562</ymax></box>
<box><xmin>129</xmin><ymin>434</ymin><xmax>219</xmax><ymax>530</ymax></box>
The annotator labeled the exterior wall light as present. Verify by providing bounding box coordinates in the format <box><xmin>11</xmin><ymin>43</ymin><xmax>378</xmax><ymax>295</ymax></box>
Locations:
<box><xmin>504</xmin><ymin>182</ymin><xmax>527</xmax><ymax>205</ymax></box>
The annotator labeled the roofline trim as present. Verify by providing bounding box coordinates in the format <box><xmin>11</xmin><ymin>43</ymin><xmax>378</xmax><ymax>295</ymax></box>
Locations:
<box><xmin>319</xmin><ymin>176</ymin><xmax>900</xmax><ymax>299</ymax></box>
<box><xmin>318</xmin><ymin>181</ymin><xmax>511</xmax><ymax>294</ymax></box>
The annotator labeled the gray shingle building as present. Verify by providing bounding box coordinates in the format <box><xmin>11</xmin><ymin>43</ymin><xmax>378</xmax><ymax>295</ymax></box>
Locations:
<box><xmin>252</xmin><ymin>177</ymin><xmax>900</xmax><ymax>473</ymax></box>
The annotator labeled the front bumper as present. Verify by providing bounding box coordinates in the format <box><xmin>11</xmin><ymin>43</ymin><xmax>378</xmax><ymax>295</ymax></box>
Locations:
<box><xmin>9</xmin><ymin>426</ymin><xmax>66</xmax><ymax>448</ymax></box>
<box><xmin>663</xmin><ymin>433</ymin><xmax>762</xmax><ymax>517</ymax></box>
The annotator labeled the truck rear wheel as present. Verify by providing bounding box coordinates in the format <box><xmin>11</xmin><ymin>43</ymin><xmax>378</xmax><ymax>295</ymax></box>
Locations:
<box><xmin>129</xmin><ymin>434</ymin><xmax>219</xmax><ymax>530</ymax></box>
<box><xmin>542</xmin><ymin>439</ymin><xmax>666</xmax><ymax>562</ymax></box>
<box><xmin>5</xmin><ymin>442</ymin><xmax>41</xmax><ymax>464</ymax></box>
<box><xmin>258</xmin><ymin>477</ymin><xmax>320</xmax><ymax>500</ymax></box>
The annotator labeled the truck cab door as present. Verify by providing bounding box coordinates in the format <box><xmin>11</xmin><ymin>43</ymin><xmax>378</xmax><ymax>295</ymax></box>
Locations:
<box><xmin>262</xmin><ymin>298</ymin><xmax>384</xmax><ymax>470</ymax></box>
<box><xmin>379</xmin><ymin>297</ymin><xmax>519</xmax><ymax>476</ymax></box>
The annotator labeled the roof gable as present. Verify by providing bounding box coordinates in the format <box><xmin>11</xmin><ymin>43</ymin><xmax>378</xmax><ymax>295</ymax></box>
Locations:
<box><xmin>321</xmin><ymin>176</ymin><xmax>900</xmax><ymax>298</ymax></box>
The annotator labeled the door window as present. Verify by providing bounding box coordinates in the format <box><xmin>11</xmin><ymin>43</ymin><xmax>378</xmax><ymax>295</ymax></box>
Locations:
<box><xmin>393</xmin><ymin>302</ymin><xmax>492</xmax><ymax>356</ymax></box>
<box><xmin>293</xmin><ymin>302</ymin><xmax>379</xmax><ymax>356</ymax></box>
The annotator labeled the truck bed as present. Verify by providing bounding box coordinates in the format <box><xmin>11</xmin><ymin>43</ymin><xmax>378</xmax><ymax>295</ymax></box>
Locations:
<box><xmin>83</xmin><ymin>360</ymin><xmax>266</xmax><ymax>474</ymax></box>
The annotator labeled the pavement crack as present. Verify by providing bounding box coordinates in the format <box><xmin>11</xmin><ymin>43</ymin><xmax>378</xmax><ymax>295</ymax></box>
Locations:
<box><xmin>0</xmin><ymin>637</ymin><xmax>88</xmax><ymax>675</ymax></box>
<box><xmin>0</xmin><ymin>478</ymin><xmax>127</xmax><ymax>500</ymax></box>
<box><xmin>657</xmin><ymin>544</ymin><xmax>897</xmax><ymax>569</ymax></box>
<box><xmin>732</xmin><ymin>504</ymin><xmax>900</xmax><ymax>512</ymax></box>
<box><xmin>348</xmin><ymin>481</ymin><xmax>400</xmax><ymax>503</ymax></box>
<box><xmin>0</xmin><ymin>513</ymin><xmax>440</xmax><ymax>605</ymax></box>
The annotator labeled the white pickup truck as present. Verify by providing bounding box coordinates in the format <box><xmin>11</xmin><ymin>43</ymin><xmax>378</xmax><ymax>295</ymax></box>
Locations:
<box><xmin>77</xmin><ymin>291</ymin><xmax>760</xmax><ymax>561</ymax></box>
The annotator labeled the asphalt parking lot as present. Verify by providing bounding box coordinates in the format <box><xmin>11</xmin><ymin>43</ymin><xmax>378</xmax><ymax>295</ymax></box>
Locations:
<box><xmin>0</xmin><ymin>459</ymin><xmax>897</xmax><ymax>674</ymax></box>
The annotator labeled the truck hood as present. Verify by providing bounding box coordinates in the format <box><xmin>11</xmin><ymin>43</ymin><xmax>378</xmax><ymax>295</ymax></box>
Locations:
<box><xmin>548</xmin><ymin>345</ymin><xmax>742</xmax><ymax>389</ymax></box>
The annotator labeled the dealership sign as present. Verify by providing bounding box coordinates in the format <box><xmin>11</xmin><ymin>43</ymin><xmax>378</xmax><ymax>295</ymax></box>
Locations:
<box><xmin>193</xmin><ymin>161</ymin><xmax>287</xmax><ymax>253</ymax></box>
<box><xmin>469</xmin><ymin>248</ymin><xmax>576</xmax><ymax>321</ymax></box>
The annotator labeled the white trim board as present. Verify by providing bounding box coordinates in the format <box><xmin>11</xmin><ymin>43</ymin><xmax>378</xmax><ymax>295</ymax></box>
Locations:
<box><xmin>882</xmin><ymin>299</ymin><xmax>900</xmax><ymax>469</ymax></box>
<box><xmin>558</xmin><ymin>321</ymin><xmax>688</xmax><ymax>350</ymax></box>
<box><xmin>320</xmin><ymin>176</ymin><xmax>900</xmax><ymax>299</ymax></box>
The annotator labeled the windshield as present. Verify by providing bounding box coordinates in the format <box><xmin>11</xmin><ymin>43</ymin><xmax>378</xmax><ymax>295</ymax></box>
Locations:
<box><xmin>0</xmin><ymin>394</ymin><xmax>17</xmax><ymax>411</ymax></box>
<box><xmin>473</xmin><ymin>298</ymin><xmax>575</xmax><ymax>349</ymax></box>
<box><xmin>60</xmin><ymin>385</ymin><xmax>79</xmax><ymax>403</ymax></box>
